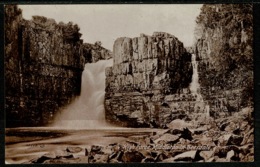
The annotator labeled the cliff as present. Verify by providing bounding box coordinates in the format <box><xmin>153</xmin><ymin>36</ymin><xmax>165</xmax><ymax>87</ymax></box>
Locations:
<box><xmin>195</xmin><ymin>4</ymin><xmax>253</xmax><ymax>116</ymax></box>
<box><xmin>5</xmin><ymin>5</ymin><xmax>85</xmax><ymax>127</ymax></box>
<box><xmin>82</xmin><ymin>42</ymin><xmax>112</xmax><ymax>63</ymax></box>
<box><xmin>105</xmin><ymin>32</ymin><xmax>193</xmax><ymax>128</ymax></box>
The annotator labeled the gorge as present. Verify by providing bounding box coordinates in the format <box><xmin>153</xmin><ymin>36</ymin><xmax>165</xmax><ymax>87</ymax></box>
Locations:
<box><xmin>5</xmin><ymin>4</ymin><xmax>254</xmax><ymax>164</ymax></box>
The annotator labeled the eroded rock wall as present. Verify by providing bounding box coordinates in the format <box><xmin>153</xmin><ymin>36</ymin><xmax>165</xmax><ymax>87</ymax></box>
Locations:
<box><xmin>5</xmin><ymin>5</ymin><xmax>85</xmax><ymax>127</ymax></box>
<box><xmin>105</xmin><ymin>32</ymin><xmax>193</xmax><ymax>127</ymax></box>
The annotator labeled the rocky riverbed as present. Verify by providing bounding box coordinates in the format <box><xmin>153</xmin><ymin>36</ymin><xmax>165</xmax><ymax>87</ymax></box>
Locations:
<box><xmin>6</xmin><ymin>107</ymin><xmax>253</xmax><ymax>164</ymax></box>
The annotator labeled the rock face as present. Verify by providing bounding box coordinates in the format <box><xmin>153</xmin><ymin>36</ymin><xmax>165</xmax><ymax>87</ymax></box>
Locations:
<box><xmin>82</xmin><ymin>43</ymin><xmax>112</xmax><ymax>63</ymax></box>
<box><xmin>105</xmin><ymin>32</ymin><xmax>193</xmax><ymax>127</ymax></box>
<box><xmin>194</xmin><ymin>4</ymin><xmax>253</xmax><ymax>117</ymax></box>
<box><xmin>5</xmin><ymin>5</ymin><xmax>85</xmax><ymax>127</ymax></box>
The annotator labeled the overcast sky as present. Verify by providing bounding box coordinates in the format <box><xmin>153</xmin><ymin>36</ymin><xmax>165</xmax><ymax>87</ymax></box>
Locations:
<box><xmin>19</xmin><ymin>5</ymin><xmax>202</xmax><ymax>50</ymax></box>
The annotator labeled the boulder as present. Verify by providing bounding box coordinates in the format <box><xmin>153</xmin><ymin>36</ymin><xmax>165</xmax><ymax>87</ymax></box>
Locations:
<box><xmin>218</xmin><ymin>134</ymin><xmax>232</xmax><ymax>146</ymax></box>
<box><xmin>173</xmin><ymin>150</ymin><xmax>198</xmax><ymax>162</ymax></box>
<box><xmin>166</xmin><ymin>119</ymin><xmax>191</xmax><ymax>130</ymax></box>
<box><xmin>66</xmin><ymin>146</ymin><xmax>83</xmax><ymax>153</ymax></box>
<box><xmin>121</xmin><ymin>151</ymin><xmax>145</xmax><ymax>162</ymax></box>
<box><xmin>153</xmin><ymin>133</ymin><xmax>179</xmax><ymax>144</ymax></box>
<box><xmin>200</xmin><ymin>151</ymin><xmax>214</xmax><ymax>161</ymax></box>
<box><xmin>226</xmin><ymin>150</ymin><xmax>235</xmax><ymax>161</ymax></box>
<box><xmin>90</xmin><ymin>145</ymin><xmax>103</xmax><ymax>154</ymax></box>
<box><xmin>227</xmin><ymin>135</ymin><xmax>243</xmax><ymax>146</ymax></box>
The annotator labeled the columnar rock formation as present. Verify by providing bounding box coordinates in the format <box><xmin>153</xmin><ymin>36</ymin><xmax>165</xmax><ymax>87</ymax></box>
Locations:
<box><xmin>105</xmin><ymin>32</ymin><xmax>193</xmax><ymax>127</ymax></box>
<box><xmin>5</xmin><ymin>5</ymin><xmax>85</xmax><ymax>127</ymax></box>
<box><xmin>194</xmin><ymin>4</ymin><xmax>253</xmax><ymax>117</ymax></box>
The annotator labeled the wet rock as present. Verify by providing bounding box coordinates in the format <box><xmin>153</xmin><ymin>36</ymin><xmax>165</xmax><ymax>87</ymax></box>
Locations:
<box><xmin>153</xmin><ymin>133</ymin><xmax>179</xmax><ymax>144</ymax></box>
<box><xmin>121</xmin><ymin>151</ymin><xmax>145</xmax><ymax>162</ymax></box>
<box><xmin>66</xmin><ymin>146</ymin><xmax>83</xmax><ymax>153</ymax></box>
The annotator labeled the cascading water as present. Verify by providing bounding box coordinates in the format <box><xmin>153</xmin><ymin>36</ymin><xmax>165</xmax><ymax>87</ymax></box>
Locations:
<box><xmin>51</xmin><ymin>59</ymin><xmax>114</xmax><ymax>129</ymax></box>
<box><xmin>189</xmin><ymin>54</ymin><xmax>210</xmax><ymax>117</ymax></box>
<box><xmin>190</xmin><ymin>54</ymin><xmax>203</xmax><ymax>102</ymax></box>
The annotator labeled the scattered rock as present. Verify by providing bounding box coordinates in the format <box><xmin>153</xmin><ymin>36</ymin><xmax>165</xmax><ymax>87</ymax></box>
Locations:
<box><xmin>90</xmin><ymin>145</ymin><xmax>103</xmax><ymax>154</ymax></box>
<box><xmin>66</xmin><ymin>146</ymin><xmax>83</xmax><ymax>153</ymax></box>
<box><xmin>180</xmin><ymin>128</ymin><xmax>193</xmax><ymax>140</ymax></box>
<box><xmin>227</xmin><ymin>135</ymin><xmax>243</xmax><ymax>146</ymax></box>
<box><xmin>121</xmin><ymin>151</ymin><xmax>144</xmax><ymax>162</ymax></box>
<box><xmin>161</xmin><ymin>157</ymin><xmax>175</xmax><ymax>162</ymax></box>
<box><xmin>141</xmin><ymin>156</ymin><xmax>155</xmax><ymax>162</ymax></box>
<box><xmin>241</xmin><ymin>128</ymin><xmax>254</xmax><ymax>145</ymax></box>
<box><xmin>226</xmin><ymin>150</ymin><xmax>235</xmax><ymax>161</ymax></box>
<box><xmin>166</xmin><ymin>119</ymin><xmax>191</xmax><ymax>130</ymax></box>
<box><xmin>206</xmin><ymin>157</ymin><xmax>215</xmax><ymax>162</ymax></box>
<box><xmin>218</xmin><ymin>134</ymin><xmax>232</xmax><ymax>146</ymax></box>
<box><xmin>224</xmin><ymin>122</ymin><xmax>238</xmax><ymax>132</ymax></box>
<box><xmin>32</xmin><ymin>155</ymin><xmax>54</xmax><ymax>164</ymax></box>
<box><xmin>166</xmin><ymin>128</ymin><xmax>183</xmax><ymax>135</ymax></box>
<box><xmin>155</xmin><ymin>152</ymin><xmax>168</xmax><ymax>162</ymax></box>
<box><xmin>200</xmin><ymin>151</ymin><xmax>214</xmax><ymax>161</ymax></box>
<box><xmin>173</xmin><ymin>150</ymin><xmax>198</xmax><ymax>161</ymax></box>
<box><xmin>90</xmin><ymin>154</ymin><xmax>109</xmax><ymax>163</ymax></box>
<box><xmin>193</xmin><ymin>127</ymin><xmax>207</xmax><ymax>135</ymax></box>
<box><xmin>154</xmin><ymin>133</ymin><xmax>179</xmax><ymax>144</ymax></box>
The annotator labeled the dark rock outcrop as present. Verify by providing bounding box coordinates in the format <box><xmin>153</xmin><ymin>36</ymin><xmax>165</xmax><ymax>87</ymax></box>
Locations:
<box><xmin>194</xmin><ymin>4</ymin><xmax>253</xmax><ymax>117</ymax></box>
<box><xmin>105</xmin><ymin>32</ymin><xmax>193</xmax><ymax>128</ymax></box>
<box><xmin>82</xmin><ymin>42</ymin><xmax>112</xmax><ymax>63</ymax></box>
<box><xmin>5</xmin><ymin>5</ymin><xmax>85</xmax><ymax>127</ymax></box>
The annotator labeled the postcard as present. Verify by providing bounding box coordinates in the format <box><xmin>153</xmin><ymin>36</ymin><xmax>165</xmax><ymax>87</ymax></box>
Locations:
<box><xmin>4</xmin><ymin>4</ymin><xmax>254</xmax><ymax>164</ymax></box>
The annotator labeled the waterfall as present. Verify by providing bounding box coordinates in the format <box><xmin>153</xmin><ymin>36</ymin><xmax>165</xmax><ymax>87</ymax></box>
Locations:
<box><xmin>190</xmin><ymin>54</ymin><xmax>203</xmax><ymax>102</ymax></box>
<box><xmin>189</xmin><ymin>54</ymin><xmax>210</xmax><ymax>117</ymax></box>
<box><xmin>51</xmin><ymin>59</ymin><xmax>114</xmax><ymax>129</ymax></box>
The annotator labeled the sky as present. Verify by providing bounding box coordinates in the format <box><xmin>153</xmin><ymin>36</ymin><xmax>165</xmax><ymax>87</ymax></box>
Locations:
<box><xmin>19</xmin><ymin>5</ymin><xmax>202</xmax><ymax>50</ymax></box>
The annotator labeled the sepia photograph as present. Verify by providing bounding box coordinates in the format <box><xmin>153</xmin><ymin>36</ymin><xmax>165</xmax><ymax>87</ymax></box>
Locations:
<box><xmin>4</xmin><ymin>4</ymin><xmax>254</xmax><ymax>164</ymax></box>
